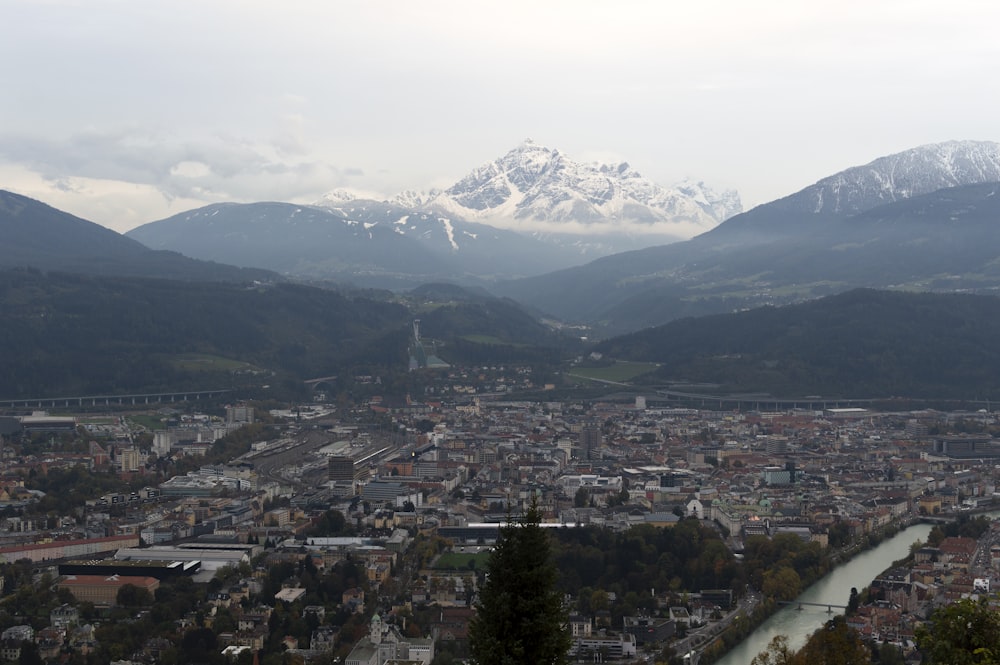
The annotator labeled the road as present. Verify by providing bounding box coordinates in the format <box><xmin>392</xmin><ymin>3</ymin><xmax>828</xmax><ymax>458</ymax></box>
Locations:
<box><xmin>670</xmin><ymin>590</ymin><xmax>761</xmax><ymax>658</ymax></box>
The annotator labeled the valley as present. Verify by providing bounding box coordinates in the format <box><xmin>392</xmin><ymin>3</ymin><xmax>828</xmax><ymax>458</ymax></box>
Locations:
<box><xmin>4</xmin><ymin>137</ymin><xmax>1000</xmax><ymax>665</ymax></box>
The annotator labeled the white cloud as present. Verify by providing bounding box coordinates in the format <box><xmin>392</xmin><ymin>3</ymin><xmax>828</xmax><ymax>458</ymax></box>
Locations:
<box><xmin>0</xmin><ymin>128</ymin><xmax>372</xmax><ymax>230</ymax></box>
<box><xmin>1</xmin><ymin>0</ymin><xmax>999</xmax><ymax>228</ymax></box>
<box><xmin>170</xmin><ymin>161</ymin><xmax>212</xmax><ymax>179</ymax></box>
<box><xmin>0</xmin><ymin>164</ymin><xmax>204</xmax><ymax>232</ymax></box>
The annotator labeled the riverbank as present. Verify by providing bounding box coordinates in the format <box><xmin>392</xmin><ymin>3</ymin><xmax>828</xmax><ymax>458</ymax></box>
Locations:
<box><xmin>702</xmin><ymin>521</ymin><xmax>934</xmax><ymax>665</ymax></box>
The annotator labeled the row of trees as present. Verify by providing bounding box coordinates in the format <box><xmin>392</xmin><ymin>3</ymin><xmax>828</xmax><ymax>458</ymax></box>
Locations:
<box><xmin>468</xmin><ymin>507</ymin><xmax>856</xmax><ymax>664</ymax></box>
<box><xmin>470</xmin><ymin>504</ymin><xmax>1000</xmax><ymax>665</ymax></box>
<box><xmin>753</xmin><ymin>598</ymin><xmax>1000</xmax><ymax>665</ymax></box>
<box><xmin>742</xmin><ymin>533</ymin><xmax>828</xmax><ymax>601</ymax></box>
<box><xmin>751</xmin><ymin>618</ymin><xmax>870</xmax><ymax>665</ymax></box>
<box><xmin>550</xmin><ymin>518</ymin><xmax>742</xmax><ymax>604</ymax></box>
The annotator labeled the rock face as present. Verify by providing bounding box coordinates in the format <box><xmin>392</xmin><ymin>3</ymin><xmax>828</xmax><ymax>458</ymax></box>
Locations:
<box><xmin>495</xmin><ymin>140</ymin><xmax>1000</xmax><ymax>335</ymax></box>
<box><xmin>778</xmin><ymin>140</ymin><xmax>1000</xmax><ymax>215</ymax></box>
<box><xmin>312</xmin><ymin>139</ymin><xmax>742</xmax><ymax>261</ymax></box>
<box><xmin>421</xmin><ymin>139</ymin><xmax>742</xmax><ymax>238</ymax></box>
<box><xmin>124</xmin><ymin>140</ymin><xmax>1000</xmax><ymax>297</ymax></box>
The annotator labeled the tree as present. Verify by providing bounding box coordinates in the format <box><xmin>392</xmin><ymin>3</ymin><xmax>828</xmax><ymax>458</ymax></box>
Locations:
<box><xmin>469</xmin><ymin>498</ymin><xmax>571</xmax><ymax>665</ymax></box>
<box><xmin>17</xmin><ymin>641</ymin><xmax>43</xmax><ymax>665</ymax></box>
<box><xmin>847</xmin><ymin>587</ymin><xmax>859</xmax><ymax>614</ymax></box>
<box><xmin>762</xmin><ymin>565</ymin><xmax>801</xmax><ymax>601</ymax></box>
<box><xmin>751</xmin><ymin>618</ymin><xmax>867</xmax><ymax>665</ymax></box>
<box><xmin>313</xmin><ymin>508</ymin><xmax>351</xmax><ymax>536</ymax></box>
<box><xmin>828</xmin><ymin>521</ymin><xmax>851</xmax><ymax>548</ymax></box>
<box><xmin>916</xmin><ymin>598</ymin><xmax>1000</xmax><ymax>664</ymax></box>
<box><xmin>752</xmin><ymin>635</ymin><xmax>794</xmax><ymax>665</ymax></box>
<box><xmin>590</xmin><ymin>589</ymin><xmax>610</xmax><ymax>613</ymax></box>
<box><xmin>796</xmin><ymin>616</ymin><xmax>869</xmax><ymax>665</ymax></box>
<box><xmin>116</xmin><ymin>583</ymin><xmax>153</xmax><ymax>607</ymax></box>
<box><xmin>180</xmin><ymin>627</ymin><xmax>218</xmax><ymax>663</ymax></box>
<box><xmin>876</xmin><ymin>641</ymin><xmax>905</xmax><ymax>665</ymax></box>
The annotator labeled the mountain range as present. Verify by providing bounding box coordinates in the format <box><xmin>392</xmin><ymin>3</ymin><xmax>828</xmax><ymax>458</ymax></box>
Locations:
<box><xmin>7</xmin><ymin>138</ymin><xmax>1000</xmax><ymax>340</ymax></box>
<box><xmin>782</xmin><ymin>139</ymin><xmax>1000</xmax><ymax>215</ymax></box>
<box><xmin>0</xmin><ymin>269</ymin><xmax>575</xmax><ymax>399</ymax></box>
<box><xmin>0</xmin><ymin>190</ymin><xmax>274</xmax><ymax>282</ymax></box>
<box><xmin>497</xmin><ymin>140</ymin><xmax>1000</xmax><ymax>334</ymax></box>
<box><xmin>126</xmin><ymin>199</ymin><xmax>590</xmax><ymax>289</ymax></box>
<box><xmin>123</xmin><ymin>138</ymin><xmax>1000</xmax><ymax>312</ymax></box>
<box><xmin>5</xmin><ymin>139</ymin><xmax>1000</xmax><ymax>399</ymax></box>
<box><xmin>361</xmin><ymin>139</ymin><xmax>742</xmax><ymax>240</ymax></box>
<box><xmin>591</xmin><ymin>288</ymin><xmax>1000</xmax><ymax>399</ymax></box>
<box><xmin>127</xmin><ymin>140</ymin><xmax>741</xmax><ymax>287</ymax></box>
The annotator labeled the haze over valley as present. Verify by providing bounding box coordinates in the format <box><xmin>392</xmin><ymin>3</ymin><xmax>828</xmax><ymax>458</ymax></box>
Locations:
<box><xmin>0</xmin><ymin>141</ymin><xmax>1000</xmax><ymax>398</ymax></box>
<box><xmin>5</xmin><ymin>5</ymin><xmax>1000</xmax><ymax>665</ymax></box>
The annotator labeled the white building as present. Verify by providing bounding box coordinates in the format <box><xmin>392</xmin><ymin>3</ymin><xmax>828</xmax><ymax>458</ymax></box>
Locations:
<box><xmin>345</xmin><ymin>613</ymin><xmax>434</xmax><ymax>665</ymax></box>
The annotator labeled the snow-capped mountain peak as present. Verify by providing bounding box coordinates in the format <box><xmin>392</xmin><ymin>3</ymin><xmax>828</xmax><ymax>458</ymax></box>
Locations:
<box><xmin>391</xmin><ymin>189</ymin><xmax>442</xmax><ymax>209</ymax></box>
<box><xmin>316</xmin><ymin>188</ymin><xmax>360</xmax><ymax>206</ymax></box>
<box><xmin>314</xmin><ymin>140</ymin><xmax>742</xmax><ymax>257</ymax></box>
<box><xmin>793</xmin><ymin>140</ymin><xmax>1000</xmax><ymax>215</ymax></box>
<box><xmin>418</xmin><ymin>140</ymin><xmax>741</xmax><ymax>239</ymax></box>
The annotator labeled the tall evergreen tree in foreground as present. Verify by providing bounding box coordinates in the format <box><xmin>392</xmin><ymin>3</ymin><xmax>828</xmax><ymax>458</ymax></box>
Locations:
<box><xmin>469</xmin><ymin>498</ymin><xmax>571</xmax><ymax>665</ymax></box>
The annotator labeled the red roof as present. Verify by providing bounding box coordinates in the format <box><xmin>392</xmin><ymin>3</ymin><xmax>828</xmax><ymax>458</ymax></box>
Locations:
<box><xmin>59</xmin><ymin>574</ymin><xmax>158</xmax><ymax>588</ymax></box>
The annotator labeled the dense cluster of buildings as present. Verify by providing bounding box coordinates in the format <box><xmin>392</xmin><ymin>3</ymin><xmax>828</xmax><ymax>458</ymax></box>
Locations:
<box><xmin>845</xmin><ymin>526</ymin><xmax>1000</xmax><ymax>652</ymax></box>
<box><xmin>2</xmin><ymin>389</ymin><xmax>1000</xmax><ymax>661</ymax></box>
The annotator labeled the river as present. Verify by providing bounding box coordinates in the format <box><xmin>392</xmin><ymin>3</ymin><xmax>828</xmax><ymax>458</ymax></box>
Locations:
<box><xmin>713</xmin><ymin>522</ymin><xmax>934</xmax><ymax>665</ymax></box>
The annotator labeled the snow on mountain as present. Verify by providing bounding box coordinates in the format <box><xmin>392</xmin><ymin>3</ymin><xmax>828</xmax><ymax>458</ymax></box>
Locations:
<box><xmin>316</xmin><ymin>188</ymin><xmax>359</xmax><ymax>206</ymax></box>
<box><xmin>125</xmin><ymin>201</ymin><xmax>467</xmax><ymax>283</ymax></box>
<box><xmin>315</xmin><ymin>140</ymin><xmax>742</xmax><ymax>247</ymax></box>
<box><xmin>788</xmin><ymin>140</ymin><xmax>1000</xmax><ymax>215</ymax></box>
<box><xmin>304</xmin><ymin>197</ymin><xmax>588</xmax><ymax>277</ymax></box>
<box><xmin>675</xmin><ymin>178</ymin><xmax>743</xmax><ymax>223</ymax></box>
<box><xmin>391</xmin><ymin>189</ymin><xmax>442</xmax><ymax>209</ymax></box>
<box><xmin>420</xmin><ymin>139</ymin><xmax>741</xmax><ymax>239</ymax></box>
<box><xmin>497</xmin><ymin>140</ymin><xmax>1000</xmax><ymax>331</ymax></box>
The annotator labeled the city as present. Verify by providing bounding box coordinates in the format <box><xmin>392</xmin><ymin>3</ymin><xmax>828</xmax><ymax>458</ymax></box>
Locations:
<box><xmin>4</xmin><ymin>2</ymin><xmax>1000</xmax><ymax>664</ymax></box>
<box><xmin>1</xmin><ymin>369</ymin><xmax>998</xmax><ymax>664</ymax></box>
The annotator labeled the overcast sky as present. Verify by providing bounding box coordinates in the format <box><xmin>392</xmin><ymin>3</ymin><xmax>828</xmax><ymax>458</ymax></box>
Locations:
<box><xmin>3</xmin><ymin>0</ymin><xmax>999</xmax><ymax>232</ymax></box>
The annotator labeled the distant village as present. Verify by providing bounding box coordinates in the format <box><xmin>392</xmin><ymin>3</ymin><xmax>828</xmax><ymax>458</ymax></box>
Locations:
<box><xmin>1</xmin><ymin>365</ymin><xmax>999</xmax><ymax>664</ymax></box>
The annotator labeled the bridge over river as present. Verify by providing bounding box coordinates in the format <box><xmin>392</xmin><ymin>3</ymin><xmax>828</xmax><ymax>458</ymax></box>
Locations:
<box><xmin>711</xmin><ymin>523</ymin><xmax>935</xmax><ymax>665</ymax></box>
<box><xmin>777</xmin><ymin>600</ymin><xmax>848</xmax><ymax>613</ymax></box>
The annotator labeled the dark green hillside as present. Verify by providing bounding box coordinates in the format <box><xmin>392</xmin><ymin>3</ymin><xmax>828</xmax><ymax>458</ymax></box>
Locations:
<box><xmin>0</xmin><ymin>271</ymin><xmax>575</xmax><ymax>399</ymax></box>
<box><xmin>594</xmin><ymin>289</ymin><xmax>1000</xmax><ymax>399</ymax></box>
<box><xmin>0</xmin><ymin>190</ymin><xmax>275</xmax><ymax>282</ymax></box>
<box><xmin>407</xmin><ymin>282</ymin><xmax>497</xmax><ymax>303</ymax></box>
<box><xmin>415</xmin><ymin>288</ymin><xmax>583</xmax><ymax>365</ymax></box>
<box><xmin>498</xmin><ymin>181</ymin><xmax>1000</xmax><ymax>336</ymax></box>
<box><xmin>0</xmin><ymin>270</ymin><xmax>410</xmax><ymax>398</ymax></box>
